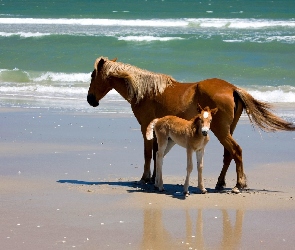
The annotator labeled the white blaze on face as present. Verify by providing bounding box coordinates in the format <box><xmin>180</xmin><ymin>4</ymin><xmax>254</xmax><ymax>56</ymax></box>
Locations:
<box><xmin>203</xmin><ymin>111</ymin><xmax>209</xmax><ymax>119</ymax></box>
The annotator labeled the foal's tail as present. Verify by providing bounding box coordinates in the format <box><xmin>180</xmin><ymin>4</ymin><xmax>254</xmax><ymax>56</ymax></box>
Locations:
<box><xmin>146</xmin><ymin>119</ymin><xmax>159</xmax><ymax>140</ymax></box>
<box><xmin>235</xmin><ymin>88</ymin><xmax>295</xmax><ymax>132</ymax></box>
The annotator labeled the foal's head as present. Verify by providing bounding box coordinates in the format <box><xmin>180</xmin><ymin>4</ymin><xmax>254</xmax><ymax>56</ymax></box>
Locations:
<box><xmin>194</xmin><ymin>105</ymin><xmax>218</xmax><ymax>136</ymax></box>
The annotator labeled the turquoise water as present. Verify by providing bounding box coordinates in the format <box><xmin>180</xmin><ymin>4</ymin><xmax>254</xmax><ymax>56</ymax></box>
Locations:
<box><xmin>0</xmin><ymin>0</ymin><xmax>295</xmax><ymax>112</ymax></box>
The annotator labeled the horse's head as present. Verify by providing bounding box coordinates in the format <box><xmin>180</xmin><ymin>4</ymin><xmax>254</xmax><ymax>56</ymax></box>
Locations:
<box><xmin>196</xmin><ymin>104</ymin><xmax>218</xmax><ymax>136</ymax></box>
<box><xmin>87</xmin><ymin>57</ymin><xmax>117</xmax><ymax>107</ymax></box>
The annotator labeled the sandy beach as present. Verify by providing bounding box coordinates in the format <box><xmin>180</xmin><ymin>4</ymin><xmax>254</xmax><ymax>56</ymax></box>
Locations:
<box><xmin>1</xmin><ymin>106</ymin><xmax>295</xmax><ymax>250</ymax></box>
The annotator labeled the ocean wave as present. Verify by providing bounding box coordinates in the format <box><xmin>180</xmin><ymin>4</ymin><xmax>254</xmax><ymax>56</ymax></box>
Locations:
<box><xmin>0</xmin><ymin>69</ymin><xmax>91</xmax><ymax>83</ymax></box>
<box><xmin>1</xmin><ymin>69</ymin><xmax>295</xmax><ymax>104</ymax></box>
<box><xmin>1</xmin><ymin>84</ymin><xmax>295</xmax><ymax>104</ymax></box>
<box><xmin>249</xmin><ymin>89</ymin><xmax>295</xmax><ymax>103</ymax></box>
<box><xmin>223</xmin><ymin>35</ymin><xmax>295</xmax><ymax>44</ymax></box>
<box><xmin>118</xmin><ymin>36</ymin><xmax>184</xmax><ymax>42</ymax></box>
<box><xmin>0</xmin><ymin>31</ymin><xmax>51</xmax><ymax>38</ymax></box>
<box><xmin>0</xmin><ymin>17</ymin><xmax>187</xmax><ymax>27</ymax></box>
<box><xmin>1</xmin><ymin>31</ymin><xmax>294</xmax><ymax>44</ymax></box>
<box><xmin>33</xmin><ymin>72</ymin><xmax>90</xmax><ymax>83</ymax></box>
<box><xmin>186</xmin><ymin>18</ymin><xmax>295</xmax><ymax>29</ymax></box>
<box><xmin>1</xmin><ymin>17</ymin><xmax>295</xmax><ymax>29</ymax></box>
<box><xmin>0</xmin><ymin>85</ymin><xmax>87</xmax><ymax>96</ymax></box>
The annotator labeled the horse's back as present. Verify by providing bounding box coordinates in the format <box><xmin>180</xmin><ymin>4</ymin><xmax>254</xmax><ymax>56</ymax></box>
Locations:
<box><xmin>196</xmin><ymin>78</ymin><xmax>236</xmax><ymax>105</ymax></box>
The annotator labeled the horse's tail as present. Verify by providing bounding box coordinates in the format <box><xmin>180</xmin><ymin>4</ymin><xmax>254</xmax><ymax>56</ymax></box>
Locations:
<box><xmin>235</xmin><ymin>88</ymin><xmax>295</xmax><ymax>132</ymax></box>
<box><xmin>146</xmin><ymin>119</ymin><xmax>158</xmax><ymax>140</ymax></box>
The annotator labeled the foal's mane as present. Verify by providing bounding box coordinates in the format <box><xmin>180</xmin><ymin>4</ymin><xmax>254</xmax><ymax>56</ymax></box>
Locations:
<box><xmin>95</xmin><ymin>57</ymin><xmax>175</xmax><ymax>103</ymax></box>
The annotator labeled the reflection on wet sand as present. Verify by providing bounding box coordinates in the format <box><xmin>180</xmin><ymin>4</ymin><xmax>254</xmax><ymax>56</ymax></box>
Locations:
<box><xmin>221</xmin><ymin>209</ymin><xmax>244</xmax><ymax>250</ymax></box>
<box><xmin>141</xmin><ymin>208</ymin><xmax>175</xmax><ymax>249</ymax></box>
<box><xmin>141</xmin><ymin>208</ymin><xmax>244</xmax><ymax>249</ymax></box>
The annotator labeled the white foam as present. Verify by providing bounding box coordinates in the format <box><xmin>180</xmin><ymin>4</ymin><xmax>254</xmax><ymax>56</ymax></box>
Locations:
<box><xmin>1</xmin><ymin>17</ymin><xmax>294</xmax><ymax>29</ymax></box>
<box><xmin>0</xmin><ymin>18</ymin><xmax>187</xmax><ymax>27</ymax></box>
<box><xmin>0</xmin><ymin>32</ymin><xmax>51</xmax><ymax>38</ymax></box>
<box><xmin>249</xmin><ymin>89</ymin><xmax>295</xmax><ymax>103</ymax></box>
<box><xmin>33</xmin><ymin>72</ymin><xmax>91</xmax><ymax>83</ymax></box>
<box><xmin>118</xmin><ymin>36</ymin><xmax>184</xmax><ymax>42</ymax></box>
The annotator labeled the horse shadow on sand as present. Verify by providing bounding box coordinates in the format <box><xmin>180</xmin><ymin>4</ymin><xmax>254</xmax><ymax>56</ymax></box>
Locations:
<box><xmin>57</xmin><ymin>179</ymin><xmax>281</xmax><ymax>200</ymax></box>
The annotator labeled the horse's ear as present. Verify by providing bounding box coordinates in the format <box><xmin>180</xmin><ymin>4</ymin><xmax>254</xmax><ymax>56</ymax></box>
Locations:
<box><xmin>97</xmin><ymin>58</ymin><xmax>105</xmax><ymax>72</ymax></box>
<box><xmin>91</xmin><ymin>70</ymin><xmax>96</xmax><ymax>78</ymax></box>
<box><xmin>197</xmin><ymin>103</ymin><xmax>203</xmax><ymax>113</ymax></box>
<box><xmin>211</xmin><ymin>107</ymin><xmax>218</xmax><ymax>115</ymax></box>
<box><xmin>111</xmin><ymin>57</ymin><xmax>118</xmax><ymax>62</ymax></box>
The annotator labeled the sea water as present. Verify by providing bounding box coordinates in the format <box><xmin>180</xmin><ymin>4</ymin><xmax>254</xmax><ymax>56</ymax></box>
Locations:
<box><xmin>0</xmin><ymin>0</ymin><xmax>294</xmax><ymax>120</ymax></box>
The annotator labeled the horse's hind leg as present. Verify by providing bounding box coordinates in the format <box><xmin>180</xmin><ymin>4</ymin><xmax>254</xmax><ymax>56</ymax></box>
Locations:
<box><xmin>220</xmin><ymin>135</ymin><xmax>247</xmax><ymax>193</ymax></box>
<box><xmin>215</xmin><ymin>148</ymin><xmax>232</xmax><ymax>190</ymax></box>
<box><xmin>215</xmin><ymin>96</ymin><xmax>244</xmax><ymax>192</ymax></box>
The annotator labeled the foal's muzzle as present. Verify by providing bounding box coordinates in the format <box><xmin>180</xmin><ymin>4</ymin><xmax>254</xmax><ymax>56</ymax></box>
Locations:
<box><xmin>202</xmin><ymin>127</ymin><xmax>209</xmax><ymax>136</ymax></box>
<box><xmin>87</xmin><ymin>94</ymin><xmax>99</xmax><ymax>107</ymax></box>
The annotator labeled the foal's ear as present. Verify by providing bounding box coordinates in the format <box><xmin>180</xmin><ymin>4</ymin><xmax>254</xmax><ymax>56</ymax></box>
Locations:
<box><xmin>193</xmin><ymin>115</ymin><xmax>202</xmax><ymax>124</ymax></box>
<box><xmin>211</xmin><ymin>107</ymin><xmax>218</xmax><ymax>115</ymax></box>
<box><xmin>111</xmin><ymin>57</ymin><xmax>118</xmax><ymax>62</ymax></box>
<box><xmin>197</xmin><ymin>103</ymin><xmax>203</xmax><ymax>113</ymax></box>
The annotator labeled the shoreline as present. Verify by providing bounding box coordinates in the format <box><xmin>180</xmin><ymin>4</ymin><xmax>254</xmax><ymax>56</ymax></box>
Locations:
<box><xmin>1</xmin><ymin>106</ymin><xmax>295</xmax><ymax>249</ymax></box>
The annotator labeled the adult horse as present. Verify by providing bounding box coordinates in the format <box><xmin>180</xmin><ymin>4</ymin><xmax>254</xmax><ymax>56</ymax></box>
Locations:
<box><xmin>87</xmin><ymin>57</ymin><xmax>295</xmax><ymax>193</ymax></box>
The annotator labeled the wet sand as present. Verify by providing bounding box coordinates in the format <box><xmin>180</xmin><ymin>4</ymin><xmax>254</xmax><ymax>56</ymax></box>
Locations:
<box><xmin>1</xmin><ymin>107</ymin><xmax>295</xmax><ymax>249</ymax></box>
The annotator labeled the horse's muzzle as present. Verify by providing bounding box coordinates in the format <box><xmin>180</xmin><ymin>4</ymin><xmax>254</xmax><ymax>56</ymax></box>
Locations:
<box><xmin>87</xmin><ymin>94</ymin><xmax>99</xmax><ymax>107</ymax></box>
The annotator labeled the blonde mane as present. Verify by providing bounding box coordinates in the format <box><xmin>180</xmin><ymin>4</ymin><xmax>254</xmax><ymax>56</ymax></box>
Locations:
<box><xmin>95</xmin><ymin>57</ymin><xmax>175</xmax><ymax>103</ymax></box>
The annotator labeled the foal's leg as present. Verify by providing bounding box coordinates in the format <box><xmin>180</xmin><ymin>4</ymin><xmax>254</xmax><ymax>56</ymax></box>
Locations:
<box><xmin>196</xmin><ymin>149</ymin><xmax>207</xmax><ymax>194</ymax></box>
<box><xmin>152</xmin><ymin>136</ymin><xmax>158</xmax><ymax>183</ymax></box>
<box><xmin>164</xmin><ymin>138</ymin><xmax>176</xmax><ymax>156</ymax></box>
<box><xmin>152</xmin><ymin>137</ymin><xmax>175</xmax><ymax>182</ymax></box>
<box><xmin>155</xmin><ymin>135</ymin><xmax>168</xmax><ymax>192</ymax></box>
<box><xmin>184</xmin><ymin>148</ymin><xmax>193</xmax><ymax>196</ymax></box>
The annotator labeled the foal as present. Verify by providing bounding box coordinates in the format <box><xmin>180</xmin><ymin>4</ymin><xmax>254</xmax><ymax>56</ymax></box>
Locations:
<box><xmin>146</xmin><ymin>105</ymin><xmax>218</xmax><ymax>196</ymax></box>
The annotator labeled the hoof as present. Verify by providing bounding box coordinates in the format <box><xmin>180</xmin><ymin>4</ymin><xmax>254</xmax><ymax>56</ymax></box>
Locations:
<box><xmin>184</xmin><ymin>191</ymin><xmax>190</xmax><ymax>197</ymax></box>
<box><xmin>201</xmin><ymin>189</ymin><xmax>208</xmax><ymax>194</ymax></box>
<box><xmin>215</xmin><ymin>182</ymin><xmax>226</xmax><ymax>191</ymax></box>
<box><xmin>231</xmin><ymin>187</ymin><xmax>240</xmax><ymax>194</ymax></box>
<box><xmin>138</xmin><ymin>179</ymin><xmax>146</xmax><ymax>185</ymax></box>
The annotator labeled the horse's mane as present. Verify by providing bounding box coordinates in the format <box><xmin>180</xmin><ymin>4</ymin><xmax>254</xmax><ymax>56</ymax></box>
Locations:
<box><xmin>95</xmin><ymin>57</ymin><xmax>175</xmax><ymax>103</ymax></box>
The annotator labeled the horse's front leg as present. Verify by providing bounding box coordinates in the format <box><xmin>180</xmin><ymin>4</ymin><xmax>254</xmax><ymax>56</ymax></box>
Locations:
<box><xmin>184</xmin><ymin>148</ymin><xmax>193</xmax><ymax>196</ymax></box>
<box><xmin>196</xmin><ymin>149</ymin><xmax>207</xmax><ymax>194</ymax></box>
<box><xmin>140</xmin><ymin>137</ymin><xmax>153</xmax><ymax>183</ymax></box>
